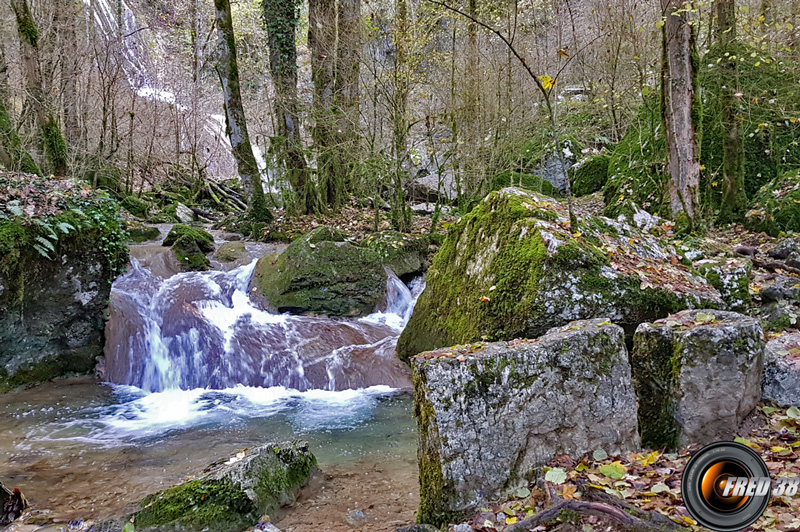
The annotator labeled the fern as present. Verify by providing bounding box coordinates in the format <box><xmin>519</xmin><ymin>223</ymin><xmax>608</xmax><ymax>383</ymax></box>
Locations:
<box><xmin>34</xmin><ymin>219</ymin><xmax>57</xmax><ymax>239</ymax></box>
<box><xmin>57</xmin><ymin>222</ymin><xmax>75</xmax><ymax>234</ymax></box>
<box><xmin>35</xmin><ymin>235</ymin><xmax>55</xmax><ymax>252</ymax></box>
<box><xmin>32</xmin><ymin>244</ymin><xmax>51</xmax><ymax>259</ymax></box>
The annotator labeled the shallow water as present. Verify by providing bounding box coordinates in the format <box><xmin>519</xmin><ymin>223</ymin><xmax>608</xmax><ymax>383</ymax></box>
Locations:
<box><xmin>0</xmin><ymin>378</ymin><xmax>418</xmax><ymax>528</ymax></box>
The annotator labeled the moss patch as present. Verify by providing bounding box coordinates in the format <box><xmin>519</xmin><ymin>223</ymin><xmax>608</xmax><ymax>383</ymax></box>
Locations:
<box><xmin>746</xmin><ymin>170</ymin><xmax>800</xmax><ymax>236</ymax></box>
<box><xmin>491</xmin><ymin>171</ymin><xmax>557</xmax><ymax>197</ymax></box>
<box><xmin>570</xmin><ymin>154</ymin><xmax>610</xmax><ymax>197</ymax></box>
<box><xmin>121</xmin><ymin>196</ymin><xmax>151</xmax><ymax>218</ymax></box>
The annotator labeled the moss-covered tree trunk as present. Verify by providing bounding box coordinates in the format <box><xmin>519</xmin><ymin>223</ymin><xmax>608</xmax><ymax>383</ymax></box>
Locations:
<box><xmin>716</xmin><ymin>0</ymin><xmax>747</xmax><ymax>224</ymax></box>
<box><xmin>11</xmin><ymin>0</ymin><xmax>68</xmax><ymax>177</ymax></box>
<box><xmin>308</xmin><ymin>0</ymin><xmax>361</xmax><ymax>209</ymax></box>
<box><xmin>58</xmin><ymin>0</ymin><xmax>82</xmax><ymax>149</ymax></box>
<box><xmin>390</xmin><ymin>0</ymin><xmax>412</xmax><ymax>232</ymax></box>
<box><xmin>0</xmin><ymin>50</ymin><xmax>40</xmax><ymax>175</ymax></box>
<box><xmin>661</xmin><ymin>0</ymin><xmax>701</xmax><ymax>225</ymax></box>
<box><xmin>214</xmin><ymin>0</ymin><xmax>271</xmax><ymax>222</ymax></box>
<box><xmin>263</xmin><ymin>0</ymin><xmax>316</xmax><ymax>214</ymax></box>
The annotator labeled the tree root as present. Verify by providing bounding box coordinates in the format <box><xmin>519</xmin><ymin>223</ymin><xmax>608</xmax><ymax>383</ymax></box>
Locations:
<box><xmin>752</xmin><ymin>258</ymin><xmax>800</xmax><ymax>275</ymax></box>
<box><xmin>505</xmin><ymin>481</ymin><xmax>682</xmax><ymax>532</ymax></box>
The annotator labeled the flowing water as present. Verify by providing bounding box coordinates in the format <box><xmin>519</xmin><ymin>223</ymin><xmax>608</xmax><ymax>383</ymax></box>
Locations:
<box><xmin>0</xmin><ymin>254</ymin><xmax>425</xmax><ymax>531</ymax></box>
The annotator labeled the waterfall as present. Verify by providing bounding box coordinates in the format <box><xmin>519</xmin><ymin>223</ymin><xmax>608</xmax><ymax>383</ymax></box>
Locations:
<box><xmin>104</xmin><ymin>259</ymin><xmax>424</xmax><ymax>393</ymax></box>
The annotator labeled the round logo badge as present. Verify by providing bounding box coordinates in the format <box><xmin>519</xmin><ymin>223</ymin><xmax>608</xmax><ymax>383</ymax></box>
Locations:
<box><xmin>682</xmin><ymin>441</ymin><xmax>771</xmax><ymax>531</ymax></box>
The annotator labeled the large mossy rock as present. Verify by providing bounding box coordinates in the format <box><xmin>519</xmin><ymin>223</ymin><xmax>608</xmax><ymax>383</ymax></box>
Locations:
<box><xmin>763</xmin><ymin>332</ymin><xmax>800</xmax><ymax>407</ymax></box>
<box><xmin>570</xmin><ymin>154</ymin><xmax>610</xmax><ymax>197</ymax></box>
<box><xmin>162</xmin><ymin>224</ymin><xmax>214</xmax><ymax>272</ymax></box>
<box><xmin>397</xmin><ymin>187</ymin><xmax>722</xmax><ymax>362</ymax></box>
<box><xmin>694</xmin><ymin>257</ymin><xmax>752</xmax><ymax>311</ymax></box>
<box><xmin>632</xmin><ymin>309</ymin><xmax>764</xmax><ymax>450</ymax></box>
<box><xmin>133</xmin><ymin>441</ymin><xmax>316</xmax><ymax>532</ymax></box>
<box><xmin>490</xmin><ymin>170</ymin><xmax>556</xmax><ymax>197</ymax></box>
<box><xmin>0</xmin><ymin>177</ymin><xmax>128</xmax><ymax>391</ymax></box>
<box><xmin>412</xmin><ymin>319</ymin><xmax>640</xmax><ymax>527</ymax></box>
<box><xmin>251</xmin><ymin>227</ymin><xmax>388</xmax><ymax>316</ymax></box>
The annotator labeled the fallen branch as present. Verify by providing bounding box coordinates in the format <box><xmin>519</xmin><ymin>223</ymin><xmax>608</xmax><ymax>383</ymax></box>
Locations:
<box><xmin>752</xmin><ymin>258</ymin><xmax>800</xmax><ymax>275</ymax></box>
<box><xmin>505</xmin><ymin>481</ymin><xmax>682</xmax><ymax>532</ymax></box>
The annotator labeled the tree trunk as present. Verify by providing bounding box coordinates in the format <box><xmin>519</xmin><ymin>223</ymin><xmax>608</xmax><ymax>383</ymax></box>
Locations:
<box><xmin>58</xmin><ymin>0</ymin><xmax>81</xmax><ymax>148</ymax></box>
<box><xmin>661</xmin><ymin>0</ymin><xmax>701</xmax><ymax>224</ymax></box>
<box><xmin>12</xmin><ymin>0</ymin><xmax>68</xmax><ymax>176</ymax></box>
<box><xmin>263</xmin><ymin>0</ymin><xmax>315</xmax><ymax>213</ymax></box>
<box><xmin>391</xmin><ymin>0</ymin><xmax>411</xmax><ymax>232</ymax></box>
<box><xmin>0</xmin><ymin>50</ymin><xmax>40</xmax><ymax>175</ymax></box>
<box><xmin>308</xmin><ymin>0</ymin><xmax>361</xmax><ymax>208</ymax></box>
<box><xmin>716</xmin><ymin>0</ymin><xmax>746</xmax><ymax>224</ymax></box>
<box><xmin>214</xmin><ymin>0</ymin><xmax>271</xmax><ymax>221</ymax></box>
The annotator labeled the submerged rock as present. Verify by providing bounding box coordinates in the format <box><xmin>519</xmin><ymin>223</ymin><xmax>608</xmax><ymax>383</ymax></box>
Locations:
<box><xmin>397</xmin><ymin>187</ymin><xmax>722</xmax><ymax>361</ymax></box>
<box><xmin>125</xmin><ymin>223</ymin><xmax>161</xmax><ymax>243</ymax></box>
<box><xmin>763</xmin><ymin>332</ymin><xmax>800</xmax><ymax>407</ymax></box>
<box><xmin>412</xmin><ymin>319</ymin><xmax>639</xmax><ymax>527</ymax></box>
<box><xmin>632</xmin><ymin>310</ymin><xmax>764</xmax><ymax>450</ymax></box>
<box><xmin>132</xmin><ymin>442</ymin><xmax>316</xmax><ymax>532</ymax></box>
<box><xmin>250</xmin><ymin>227</ymin><xmax>388</xmax><ymax>316</ymax></box>
<box><xmin>215</xmin><ymin>241</ymin><xmax>247</xmax><ymax>263</ymax></box>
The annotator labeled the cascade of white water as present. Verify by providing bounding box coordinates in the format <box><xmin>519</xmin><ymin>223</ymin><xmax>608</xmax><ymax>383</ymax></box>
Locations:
<box><xmin>105</xmin><ymin>258</ymin><xmax>424</xmax><ymax>393</ymax></box>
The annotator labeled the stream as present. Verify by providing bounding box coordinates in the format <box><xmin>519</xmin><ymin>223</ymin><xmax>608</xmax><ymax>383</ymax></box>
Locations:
<box><xmin>0</xmin><ymin>242</ymin><xmax>424</xmax><ymax>531</ymax></box>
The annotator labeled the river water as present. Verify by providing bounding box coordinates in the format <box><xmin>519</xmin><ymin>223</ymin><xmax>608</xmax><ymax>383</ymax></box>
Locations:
<box><xmin>0</xmin><ymin>252</ymin><xmax>424</xmax><ymax>531</ymax></box>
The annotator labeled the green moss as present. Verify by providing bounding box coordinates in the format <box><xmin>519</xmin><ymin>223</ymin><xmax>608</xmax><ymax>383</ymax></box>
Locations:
<box><xmin>13</xmin><ymin>0</ymin><xmax>39</xmax><ymax>48</ymax></box>
<box><xmin>631</xmin><ymin>329</ymin><xmax>681</xmax><ymax>450</ymax></box>
<box><xmin>0</xmin><ymin>95</ymin><xmax>40</xmax><ymax>175</ymax></box>
<box><xmin>172</xmin><ymin>235</ymin><xmax>211</xmax><ymax>271</ymax></box>
<box><xmin>570</xmin><ymin>154</ymin><xmax>610</xmax><ymax>197</ymax></box>
<box><xmin>163</xmin><ymin>224</ymin><xmax>214</xmax><ymax>252</ymax></box>
<box><xmin>135</xmin><ymin>478</ymin><xmax>258</xmax><ymax>532</ymax></box>
<box><xmin>215</xmin><ymin>241</ymin><xmax>247</xmax><ymax>262</ymax></box>
<box><xmin>121</xmin><ymin>196</ymin><xmax>151</xmax><ymax>218</ymax></box>
<box><xmin>42</xmin><ymin>117</ymin><xmax>67</xmax><ymax>175</ymax></box>
<box><xmin>126</xmin><ymin>224</ymin><xmax>161</xmax><ymax>243</ymax></box>
<box><xmin>252</xmin><ymin>227</ymin><xmax>386</xmax><ymax>316</ymax></box>
<box><xmin>491</xmin><ymin>171</ymin><xmax>556</xmax><ymax>197</ymax></box>
<box><xmin>746</xmin><ymin>170</ymin><xmax>800</xmax><ymax>235</ymax></box>
<box><xmin>361</xmin><ymin>230</ymin><xmax>429</xmax><ymax>276</ymax></box>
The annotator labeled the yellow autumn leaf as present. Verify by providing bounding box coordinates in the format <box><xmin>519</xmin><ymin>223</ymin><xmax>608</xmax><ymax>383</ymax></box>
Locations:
<box><xmin>539</xmin><ymin>74</ymin><xmax>556</xmax><ymax>90</ymax></box>
<box><xmin>506</xmin><ymin>516</ymin><xmax>518</xmax><ymax>525</ymax></box>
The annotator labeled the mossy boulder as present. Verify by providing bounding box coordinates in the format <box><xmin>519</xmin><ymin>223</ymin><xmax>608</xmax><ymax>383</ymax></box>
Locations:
<box><xmin>0</xmin><ymin>176</ymin><xmax>128</xmax><ymax>391</ymax></box>
<box><xmin>361</xmin><ymin>230</ymin><xmax>430</xmax><ymax>277</ymax></box>
<box><xmin>412</xmin><ymin>319</ymin><xmax>639</xmax><ymax>527</ymax></box>
<box><xmin>745</xmin><ymin>170</ymin><xmax>800</xmax><ymax>236</ymax></box>
<box><xmin>250</xmin><ymin>227</ymin><xmax>388</xmax><ymax>316</ymax></box>
<box><xmin>133</xmin><ymin>441</ymin><xmax>316</xmax><ymax>532</ymax></box>
<box><xmin>570</xmin><ymin>154</ymin><xmax>610</xmax><ymax>197</ymax></box>
<box><xmin>753</xmin><ymin>275</ymin><xmax>800</xmax><ymax>332</ymax></box>
<box><xmin>162</xmin><ymin>225</ymin><xmax>214</xmax><ymax>272</ymax></box>
<box><xmin>120</xmin><ymin>196</ymin><xmax>151</xmax><ymax>218</ymax></box>
<box><xmin>490</xmin><ymin>170</ymin><xmax>556</xmax><ymax>196</ymax></box>
<box><xmin>694</xmin><ymin>257</ymin><xmax>752</xmax><ymax>311</ymax></box>
<box><xmin>396</xmin><ymin>187</ymin><xmax>723</xmax><ymax>362</ymax></box>
<box><xmin>125</xmin><ymin>223</ymin><xmax>161</xmax><ymax>243</ymax></box>
<box><xmin>632</xmin><ymin>310</ymin><xmax>764</xmax><ymax>450</ymax></box>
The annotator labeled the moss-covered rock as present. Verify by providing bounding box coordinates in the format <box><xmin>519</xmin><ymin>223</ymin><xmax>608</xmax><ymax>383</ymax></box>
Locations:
<box><xmin>490</xmin><ymin>170</ymin><xmax>556</xmax><ymax>196</ymax></box>
<box><xmin>0</xmin><ymin>175</ymin><xmax>128</xmax><ymax>390</ymax></box>
<box><xmin>412</xmin><ymin>319</ymin><xmax>639</xmax><ymax>527</ymax></box>
<box><xmin>632</xmin><ymin>309</ymin><xmax>764</xmax><ymax>450</ymax></box>
<box><xmin>361</xmin><ymin>230</ymin><xmax>430</xmax><ymax>277</ymax></box>
<box><xmin>125</xmin><ymin>223</ymin><xmax>161</xmax><ymax>243</ymax></box>
<box><xmin>745</xmin><ymin>170</ymin><xmax>800</xmax><ymax>236</ymax></box>
<box><xmin>215</xmin><ymin>241</ymin><xmax>247</xmax><ymax>263</ymax></box>
<box><xmin>120</xmin><ymin>196</ymin><xmax>151</xmax><ymax>218</ymax></box>
<box><xmin>570</xmin><ymin>154</ymin><xmax>610</xmax><ymax>197</ymax></box>
<box><xmin>133</xmin><ymin>441</ymin><xmax>316</xmax><ymax>532</ymax></box>
<box><xmin>694</xmin><ymin>257</ymin><xmax>752</xmax><ymax>311</ymax></box>
<box><xmin>396</xmin><ymin>187</ymin><xmax>722</xmax><ymax>362</ymax></box>
<box><xmin>250</xmin><ymin>227</ymin><xmax>388</xmax><ymax>316</ymax></box>
<box><xmin>161</xmin><ymin>225</ymin><xmax>214</xmax><ymax>272</ymax></box>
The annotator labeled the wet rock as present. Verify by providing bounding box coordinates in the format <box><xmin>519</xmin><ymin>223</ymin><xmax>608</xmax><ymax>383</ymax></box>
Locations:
<box><xmin>0</xmin><ymin>202</ymin><xmax>128</xmax><ymax>390</ymax></box>
<box><xmin>395</xmin><ymin>526</ymin><xmax>439</xmax><ymax>532</ymax></box>
<box><xmin>397</xmin><ymin>187</ymin><xmax>722</xmax><ymax>362</ymax></box>
<box><xmin>694</xmin><ymin>257</ymin><xmax>752</xmax><ymax>311</ymax></box>
<box><xmin>412</xmin><ymin>319</ymin><xmax>639</xmax><ymax>527</ymax></box>
<box><xmin>632</xmin><ymin>309</ymin><xmax>764</xmax><ymax>450</ymax></box>
<box><xmin>215</xmin><ymin>241</ymin><xmax>248</xmax><ymax>263</ymax></box>
<box><xmin>250</xmin><ymin>227</ymin><xmax>388</xmax><ymax>316</ymax></box>
<box><xmin>163</xmin><ymin>225</ymin><xmax>214</xmax><ymax>272</ymax></box>
<box><xmin>133</xmin><ymin>442</ymin><xmax>316</xmax><ymax>532</ymax></box>
<box><xmin>362</xmin><ymin>231</ymin><xmax>430</xmax><ymax>278</ymax></box>
<box><xmin>762</xmin><ymin>332</ymin><xmax>800</xmax><ymax>407</ymax></box>
<box><xmin>128</xmin><ymin>244</ymin><xmax>182</xmax><ymax>278</ymax></box>
<box><xmin>175</xmin><ymin>202</ymin><xmax>194</xmax><ymax>224</ymax></box>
